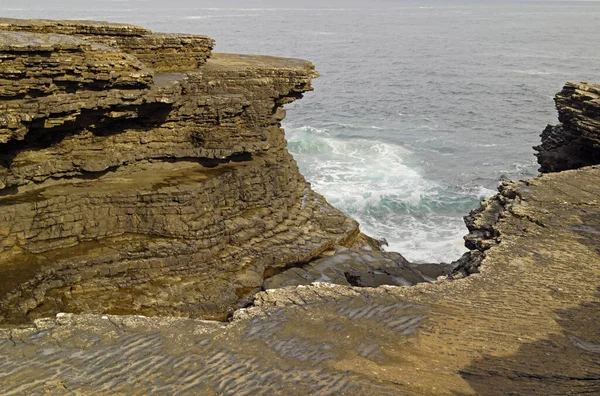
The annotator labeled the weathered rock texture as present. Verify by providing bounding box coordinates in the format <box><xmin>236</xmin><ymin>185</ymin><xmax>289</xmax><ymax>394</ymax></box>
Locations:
<box><xmin>0</xmin><ymin>18</ymin><xmax>214</xmax><ymax>71</ymax></box>
<box><xmin>535</xmin><ymin>82</ymin><xmax>600</xmax><ymax>172</ymax></box>
<box><xmin>1</xmin><ymin>165</ymin><xmax>599</xmax><ymax>395</ymax></box>
<box><xmin>0</xmin><ymin>20</ymin><xmax>370</xmax><ymax>323</ymax></box>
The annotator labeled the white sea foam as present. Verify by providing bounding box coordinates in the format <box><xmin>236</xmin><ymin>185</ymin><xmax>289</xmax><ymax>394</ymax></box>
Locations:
<box><xmin>286</xmin><ymin>124</ymin><xmax>472</xmax><ymax>263</ymax></box>
<box><xmin>474</xmin><ymin>185</ymin><xmax>497</xmax><ymax>198</ymax></box>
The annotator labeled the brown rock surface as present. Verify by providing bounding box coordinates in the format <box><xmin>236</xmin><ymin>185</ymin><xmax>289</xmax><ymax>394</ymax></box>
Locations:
<box><xmin>0</xmin><ymin>21</ymin><xmax>367</xmax><ymax>323</ymax></box>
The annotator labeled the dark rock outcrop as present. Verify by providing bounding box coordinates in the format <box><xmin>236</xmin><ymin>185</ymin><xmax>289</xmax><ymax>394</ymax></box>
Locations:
<box><xmin>265</xmin><ymin>247</ymin><xmax>453</xmax><ymax>289</ymax></box>
<box><xmin>534</xmin><ymin>82</ymin><xmax>600</xmax><ymax>172</ymax></box>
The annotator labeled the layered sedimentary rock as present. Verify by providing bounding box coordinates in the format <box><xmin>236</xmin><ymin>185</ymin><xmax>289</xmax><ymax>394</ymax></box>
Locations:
<box><xmin>535</xmin><ymin>82</ymin><xmax>600</xmax><ymax>172</ymax></box>
<box><xmin>0</xmin><ymin>20</ymin><xmax>371</xmax><ymax>323</ymax></box>
<box><xmin>0</xmin><ymin>18</ymin><xmax>214</xmax><ymax>71</ymax></box>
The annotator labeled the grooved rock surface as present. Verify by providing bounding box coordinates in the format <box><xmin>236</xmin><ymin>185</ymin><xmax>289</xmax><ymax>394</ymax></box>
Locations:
<box><xmin>0</xmin><ymin>20</ymin><xmax>369</xmax><ymax>324</ymax></box>
<box><xmin>535</xmin><ymin>82</ymin><xmax>600</xmax><ymax>172</ymax></box>
<box><xmin>1</xmin><ymin>166</ymin><xmax>599</xmax><ymax>395</ymax></box>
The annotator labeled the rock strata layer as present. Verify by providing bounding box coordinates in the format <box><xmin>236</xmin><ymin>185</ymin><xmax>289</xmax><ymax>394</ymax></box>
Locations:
<box><xmin>535</xmin><ymin>82</ymin><xmax>600</xmax><ymax>172</ymax></box>
<box><xmin>0</xmin><ymin>20</ymin><xmax>370</xmax><ymax>323</ymax></box>
<box><xmin>0</xmin><ymin>18</ymin><xmax>214</xmax><ymax>71</ymax></box>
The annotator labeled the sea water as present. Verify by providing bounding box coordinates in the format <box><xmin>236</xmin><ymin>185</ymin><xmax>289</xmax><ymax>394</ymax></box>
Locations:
<box><xmin>3</xmin><ymin>0</ymin><xmax>599</xmax><ymax>262</ymax></box>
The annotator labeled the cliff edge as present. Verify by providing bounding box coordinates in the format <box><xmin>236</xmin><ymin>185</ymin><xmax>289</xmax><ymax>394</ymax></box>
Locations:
<box><xmin>0</xmin><ymin>19</ymin><xmax>378</xmax><ymax>323</ymax></box>
<box><xmin>0</xmin><ymin>19</ymin><xmax>598</xmax><ymax>396</ymax></box>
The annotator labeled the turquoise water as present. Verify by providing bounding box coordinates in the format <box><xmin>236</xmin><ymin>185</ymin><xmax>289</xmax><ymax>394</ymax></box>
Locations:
<box><xmin>3</xmin><ymin>0</ymin><xmax>600</xmax><ymax>262</ymax></box>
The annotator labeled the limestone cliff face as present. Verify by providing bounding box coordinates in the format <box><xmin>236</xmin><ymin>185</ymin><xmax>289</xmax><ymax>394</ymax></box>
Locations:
<box><xmin>0</xmin><ymin>20</ymin><xmax>366</xmax><ymax>323</ymax></box>
<box><xmin>535</xmin><ymin>82</ymin><xmax>600</xmax><ymax>172</ymax></box>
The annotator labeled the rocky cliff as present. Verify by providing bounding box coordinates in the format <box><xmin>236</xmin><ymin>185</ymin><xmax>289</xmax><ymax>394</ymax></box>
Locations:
<box><xmin>0</xmin><ymin>18</ymin><xmax>599</xmax><ymax>396</ymax></box>
<box><xmin>0</xmin><ymin>19</ymin><xmax>386</xmax><ymax>324</ymax></box>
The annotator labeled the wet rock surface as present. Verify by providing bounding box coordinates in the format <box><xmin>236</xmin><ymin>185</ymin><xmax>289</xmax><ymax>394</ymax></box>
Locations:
<box><xmin>265</xmin><ymin>247</ymin><xmax>453</xmax><ymax>289</ymax></box>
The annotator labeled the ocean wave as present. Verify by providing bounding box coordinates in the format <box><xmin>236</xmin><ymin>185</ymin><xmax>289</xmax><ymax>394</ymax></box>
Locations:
<box><xmin>292</xmin><ymin>125</ymin><xmax>331</xmax><ymax>136</ymax></box>
<box><xmin>510</xmin><ymin>69</ymin><xmax>552</xmax><ymax>75</ymax></box>
<box><xmin>285</xmin><ymin>124</ymin><xmax>479</xmax><ymax>262</ymax></box>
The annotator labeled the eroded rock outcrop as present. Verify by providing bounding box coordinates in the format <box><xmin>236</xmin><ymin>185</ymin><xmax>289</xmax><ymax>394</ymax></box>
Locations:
<box><xmin>0</xmin><ymin>20</ymin><xmax>371</xmax><ymax>323</ymax></box>
<box><xmin>457</xmin><ymin>81</ymin><xmax>600</xmax><ymax>276</ymax></box>
<box><xmin>265</xmin><ymin>247</ymin><xmax>453</xmax><ymax>289</ymax></box>
<box><xmin>535</xmin><ymin>82</ymin><xmax>600</xmax><ymax>172</ymax></box>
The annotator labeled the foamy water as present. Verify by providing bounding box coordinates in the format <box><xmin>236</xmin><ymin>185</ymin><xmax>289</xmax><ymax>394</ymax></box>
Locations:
<box><xmin>286</xmin><ymin>125</ymin><xmax>493</xmax><ymax>262</ymax></box>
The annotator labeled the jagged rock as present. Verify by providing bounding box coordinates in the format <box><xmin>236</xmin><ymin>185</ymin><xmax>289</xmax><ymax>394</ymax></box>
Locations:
<box><xmin>264</xmin><ymin>247</ymin><xmax>453</xmax><ymax>289</ymax></box>
<box><xmin>535</xmin><ymin>82</ymin><xmax>600</xmax><ymax>172</ymax></box>
<box><xmin>0</xmin><ymin>20</ymin><xmax>370</xmax><ymax>323</ymax></box>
